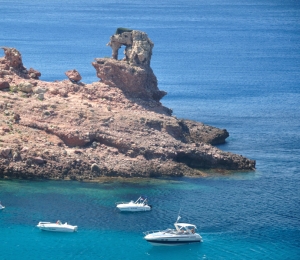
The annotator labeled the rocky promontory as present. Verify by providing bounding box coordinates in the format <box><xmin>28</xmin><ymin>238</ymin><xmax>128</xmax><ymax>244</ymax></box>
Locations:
<box><xmin>0</xmin><ymin>30</ymin><xmax>255</xmax><ymax>180</ymax></box>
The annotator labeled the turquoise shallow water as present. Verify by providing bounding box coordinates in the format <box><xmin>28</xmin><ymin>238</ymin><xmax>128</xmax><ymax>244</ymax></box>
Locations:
<box><xmin>1</xmin><ymin>0</ymin><xmax>300</xmax><ymax>259</ymax></box>
<box><xmin>0</xmin><ymin>177</ymin><xmax>299</xmax><ymax>260</ymax></box>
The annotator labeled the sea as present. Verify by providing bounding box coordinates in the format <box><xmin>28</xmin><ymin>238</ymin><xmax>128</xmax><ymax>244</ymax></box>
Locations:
<box><xmin>0</xmin><ymin>0</ymin><xmax>299</xmax><ymax>259</ymax></box>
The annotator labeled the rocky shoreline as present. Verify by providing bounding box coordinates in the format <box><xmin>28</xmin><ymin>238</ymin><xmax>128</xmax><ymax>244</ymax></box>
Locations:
<box><xmin>0</xmin><ymin>30</ymin><xmax>255</xmax><ymax>181</ymax></box>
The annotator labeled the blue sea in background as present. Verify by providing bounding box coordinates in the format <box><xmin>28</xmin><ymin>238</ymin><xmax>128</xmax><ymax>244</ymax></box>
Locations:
<box><xmin>1</xmin><ymin>0</ymin><xmax>300</xmax><ymax>259</ymax></box>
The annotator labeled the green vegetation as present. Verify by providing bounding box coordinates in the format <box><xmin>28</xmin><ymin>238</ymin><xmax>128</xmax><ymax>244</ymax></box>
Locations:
<box><xmin>115</xmin><ymin>27</ymin><xmax>133</xmax><ymax>35</ymax></box>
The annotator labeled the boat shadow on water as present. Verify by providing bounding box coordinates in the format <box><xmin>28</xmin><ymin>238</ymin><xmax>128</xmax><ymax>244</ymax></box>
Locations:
<box><xmin>146</xmin><ymin>242</ymin><xmax>203</xmax><ymax>257</ymax></box>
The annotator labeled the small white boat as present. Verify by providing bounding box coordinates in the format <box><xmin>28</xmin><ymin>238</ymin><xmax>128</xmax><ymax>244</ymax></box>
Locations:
<box><xmin>0</xmin><ymin>202</ymin><xmax>5</xmax><ymax>210</ymax></box>
<box><xmin>116</xmin><ymin>196</ymin><xmax>152</xmax><ymax>212</ymax></box>
<box><xmin>143</xmin><ymin>216</ymin><xmax>202</xmax><ymax>245</ymax></box>
<box><xmin>37</xmin><ymin>220</ymin><xmax>78</xmax><ymax>232</ymax></box>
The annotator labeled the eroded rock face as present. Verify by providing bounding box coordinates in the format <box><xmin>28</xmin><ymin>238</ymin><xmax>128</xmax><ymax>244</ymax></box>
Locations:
<box><xmin>0</xmin><ymin>34</ymin><xmax>256</xmax><ymax>181</ymax></box>
<box><xmin>0</xmin><ymin>47</ymin><xmax>41</xmax><ymax>79</ymax></box>
<box><xmin>1</xmin><ymin>47</ymin><xmax>24</xmax><ymax>70</ymax></box>
<box><xmin>93</xmin><ymin>30</ymin><xmax>165</xmax><ymax>102</ymax></box>
<box><xmin>107</xmin><ymin>30</ymin><xmax>153</xmax><ymax>66</ymax></box>
<box><xmin>92</xmin><ymin>58</ymin><xmax>166</xmax><ymax>102</ymax></box>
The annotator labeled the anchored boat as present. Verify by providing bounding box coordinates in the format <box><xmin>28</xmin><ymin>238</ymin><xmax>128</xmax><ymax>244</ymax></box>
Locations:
<box><xmin>37</xmin><ymin>220</ymin><xmax>78</xmax><ymax>232</ymax></box>
<box><xmin>143</xmin><ymin>216</ymin><xmax>202</xmax><ymax>245</ymax></box>
<box><xmin>116</xmin><ymin>196</ymin><xmax>152</xmax><ymax>212</ymax></box>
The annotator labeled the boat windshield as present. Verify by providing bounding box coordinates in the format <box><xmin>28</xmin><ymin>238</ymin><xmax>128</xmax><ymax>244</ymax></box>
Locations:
<box><xmin>162</xmin><ymin>228</ymin><xmax>193</xmax><ymax>235</ymax></box>
<box><xmin>175</xmin><ymin>224</ymin><xmax>197</xmax><ymax>234</ymax></box>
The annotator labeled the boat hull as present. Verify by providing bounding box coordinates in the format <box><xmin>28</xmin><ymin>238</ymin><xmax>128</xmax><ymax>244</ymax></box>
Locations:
<box><xmin>144</xmin><ymin>231</ymin><xmax>202</xmax><ymax>246</ymax></box>
<box><xmin>38</xmin><ymin>226</ymin><xmax>77</xmax><ymax>232</ymax></box>
<box><xmin>37</xmin><ymin>222</ymin><xmax>77</xmax><ymax>232</ymax></box>
<box><xmin>117</xmin><ymin>205</ymin><xmax>151</xmax><ymax>212</ymax></box>
<box><xmin>146</xmin><ymin>240</ymin><xmax>201</xmax><ymax>246</ymax></box>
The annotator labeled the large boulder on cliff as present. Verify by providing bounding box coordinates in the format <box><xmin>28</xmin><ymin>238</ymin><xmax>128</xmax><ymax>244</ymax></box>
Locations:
<box><xmin>65</xmin><ymin>69</ymin><xmax>82</xmax><ymax>82</ymax></box>
<box><xmin>92</xmin><ymin>58</ymin><xmax>166</xmax><ymax>101</ymax></box>
<box><xmin>18</xmin><ymin>81</ymin><xmax>33</xmax><ymax>93</ymax></box>
<box><xmin>93</xmin><ymin>30</ymin><xmax>166</xmax><ymax>101</ymax></box>
<box><xmin>107</xmin><ymin>29</ymin><xmax>153</xmax><ymax>66</ymax></box>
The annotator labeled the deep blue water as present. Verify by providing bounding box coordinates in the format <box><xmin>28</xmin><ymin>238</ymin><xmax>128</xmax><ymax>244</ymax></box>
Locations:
<box><xmin>1</xmin><ymin>0</ymin><xmax>300</xmax><ymax>259</ymax></box>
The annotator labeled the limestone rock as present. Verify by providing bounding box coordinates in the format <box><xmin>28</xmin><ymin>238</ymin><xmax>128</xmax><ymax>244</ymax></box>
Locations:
<box><xmin>1</xmin><ymin>47</ymin><xmax>24</xmax><ymax>70</ymax></box>
<box><xmin>107</xmin><ymin>30</ymin><xmax>153</xmax><ymax>66</ymax></box>
<box><xmin>37</xmin><ymin>93</ymin><xmax>44</xmax><ymax>100</ymax></box>
<box><xmin>180</xmin><ymin>119</ymin><xmax>229</xmax><ymax>145</ymax></box>
<box><xmin>0</xmin><ymin>81</ymin><xmax>9</xmax><ymax>90</ymax></box>
<box><xmin>31</xmin><ymin>157</ymin><xmax>46</xmax><ymax>165</ymax></box>
<box><xmin>0</xmin><ymin>147</ymin><xmax>11</xmax><ymax>158</ymax></box>
<box><xmin>92</xmin><ymin>58</ymin><xmax>166</xmax><ymax>102</ymax></box>
<box><xmin>28</xmin><ymin>68</ymin><xmax>41</xmax><ymax>79</ymax></box>
<box><xmin>33</xmin><ymin>87</ymin><xmax>47</xmax><ymax>94</ymax></box>
<box><xmin>93</xmin><ymin>30</ymin><xmax>166</xmax><ymax>102</ymax></box>
<box><xmin>18</xmin><ymin>82</ymin><xmax>33</xmax><ymax>93</ymax></box>
<box><xmin>0</xmin><ymin>47</ymin><xmax>40</xmax><ymax>80</ymax></box>
<box><xmin>65</xmin><ymin>69</ymin><xmax>82</xmax><ymax>82</ymax></box>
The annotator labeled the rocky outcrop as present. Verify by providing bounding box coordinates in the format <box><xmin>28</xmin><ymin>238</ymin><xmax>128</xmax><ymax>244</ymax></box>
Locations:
<box><xmin>92</xmin><ymin>58</ymin><xmax>166</xmax><ymax>102</ymax></box>
<box><xmin>107</xmin><ymin>29</ymin><xmax>153</xmax><ymax>66</ymax></box>
<box><xmin>0</xmin><ymin>47</ymin><xmax>41</xmax><ymax>79</ymax></box>
<box><xmin>0</xmin><ymin>32</ymin><xmax>255</xmax><ymax>181</ymax></box>
<box><xmin>180</xmin><ymin>119</ymin><xmax>229</xmax><ymax>145</ymax></box>
<box><xmin>93</xmin><ymin>30</ymin><xmax>166</xmax><ymax>102</ymax></box>
<box><xmin>1</xmin><ymin>47</ymin><xmax>25</xmax><ymax>70</ymax></box>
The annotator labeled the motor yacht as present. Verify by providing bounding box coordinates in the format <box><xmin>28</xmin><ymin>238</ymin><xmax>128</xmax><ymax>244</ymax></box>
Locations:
<box><xmin>37</xmin><ymin>220</ymin><xmax>78</xmax><ymax>232</ymax></box>
<box><xmin>143</xmin><ymin>216</ymin><xmax>202</xmax><ymax>245</ymax></box>
<box><xmin>0</xmin><ymin>202</ymin><xmax>4</xmax><ymax>210</ymax></box>
<box><xmin>116</xmin><ymin>196</ymin><xmax>152</xmax><ymax>212</ymax></box>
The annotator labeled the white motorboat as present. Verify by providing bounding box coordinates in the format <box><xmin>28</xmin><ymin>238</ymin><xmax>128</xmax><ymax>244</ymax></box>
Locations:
<box><xmin>0</xmin><ymin>202</ymin><xmax>5</xmax><ymax>210</ymax></box>
<box><xmin>116</xmin><ymin>196</ymin><xmax>152</xmax><ymax>212</ymax></box>
<box><xmin>143</xmin><ymin>216</ymin><xmax>202</xmax><ymax>245</ymax></box>
<box><xmin>37</xmin><ymin>220</ymin><xmax>78</xmax><ymax>232</ymax></box>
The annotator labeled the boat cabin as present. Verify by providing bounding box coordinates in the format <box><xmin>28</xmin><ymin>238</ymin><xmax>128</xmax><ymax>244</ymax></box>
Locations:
<box><xmin>174</xmin><ymin>223</ymin><xmax>197</xmax><ymax>234</ymax></box>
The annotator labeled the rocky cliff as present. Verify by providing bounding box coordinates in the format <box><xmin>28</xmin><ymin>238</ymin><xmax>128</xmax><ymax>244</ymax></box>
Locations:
<box><xmin>0</xmin><ymin>30</ymin><xmax>255</xmax><ymax>181</ymax></box>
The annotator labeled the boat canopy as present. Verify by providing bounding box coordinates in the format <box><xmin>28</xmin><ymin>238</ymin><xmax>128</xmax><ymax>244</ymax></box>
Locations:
<box><xmin>174</xmin><ymin>223</ymin><xmax>197</xmax><ymax>231</ymax></box>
